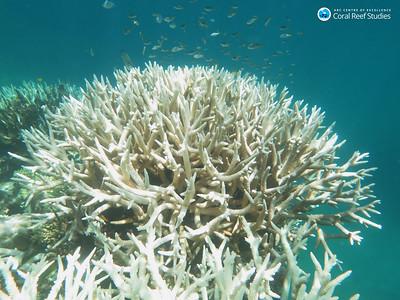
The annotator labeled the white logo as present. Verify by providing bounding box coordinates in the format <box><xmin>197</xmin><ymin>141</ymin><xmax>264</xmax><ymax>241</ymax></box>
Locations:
<box><xmin>318</xmin><ymin>7</ymin><xmax>332</xmax><ymax>21</ymax></box>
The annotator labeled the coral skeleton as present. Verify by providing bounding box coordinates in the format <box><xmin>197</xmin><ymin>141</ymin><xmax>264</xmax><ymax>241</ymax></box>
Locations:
<box><xmin>0</xmin><ymin>64</ymin><xmax>380</xmax><ymax>299</ymax></box>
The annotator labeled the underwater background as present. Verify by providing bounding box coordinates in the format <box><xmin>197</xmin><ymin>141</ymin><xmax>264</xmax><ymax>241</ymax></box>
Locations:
<box><xmin>0</xmin><ymin>0</ymin><xmax>398</xmax><ymax>299</ymax></box>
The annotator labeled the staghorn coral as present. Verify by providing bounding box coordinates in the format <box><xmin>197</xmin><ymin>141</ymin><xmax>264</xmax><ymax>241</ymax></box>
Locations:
<box><xmin>1</xmin><ymin>64</ymin><xmax>380</xmax><ymax>299</ymax></box>
<box><xmin>0</xmin><ymin>81</ymin><xmax>78</xmax><ymax>147</ymax></box>
<box><xmin>0</xmin><ymin>81</ymin><xmax>79</xmax><ymax>181</ymax></box>
<box><xmin>0</xmin><ymin>81</ymin><xmax>80</xmax><ymax>218</ymax></box>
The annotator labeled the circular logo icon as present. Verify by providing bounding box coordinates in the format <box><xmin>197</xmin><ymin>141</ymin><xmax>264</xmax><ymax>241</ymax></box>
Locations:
<box><xmin>317</xmin><ymin>7</ymin><xmax>331</xmax><ymax>21</ymax></box>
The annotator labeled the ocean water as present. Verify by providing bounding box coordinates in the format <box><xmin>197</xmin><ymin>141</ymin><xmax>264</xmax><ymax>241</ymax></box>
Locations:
<box><xmin>0</xmin><ymin>0</ymin><xmax>399</xmax><ymax>299</ymax></box>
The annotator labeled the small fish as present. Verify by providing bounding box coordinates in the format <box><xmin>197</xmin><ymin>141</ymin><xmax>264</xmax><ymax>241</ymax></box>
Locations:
<box><xmin>198</xmin><ymin>18</ymin><xmax>208</xmax><ymax>28</ymax></box>
<box><xmin>131</xmin><ymin>19</ymin><xmax>140</xmax><ymax>26</ymax></box>
<box><xmin>123</xmin><ymin>28</ymin><xmax>132</xmax><ymax>35</ymax></box>
<box><xmin>139</xmin><ymin>31</ymin><xmax>145</xmax><ymax>41</ymax></box>
<box><xmin>247</xmin><ymin>43</ymin><xmax>263</xmax><ymax>50</ymax></box>
<box><xmin>227</xmin><ymin>6</ymin><xmax>238</xmax><ymax>18</ymax></box>
<box><xmin>169</xmin><ymin>23</ymin><xmax>177</xmax><ymax>29</ymax></box>
<box><xmin>88</xmin><ymin>48</ymin><xmax>95</xmax><ymax>57</ymax></box>
<box><xmin>272</xmin><ymin>50</ymin><xmax>284</xmax><ymax>56</ymax></box>
<box><xmin>120</xmin><ymin>52</ymin><xmax>133</xmax><ymax>67</ymax></box>
<box><xmin>102</xmin><ymin>0</ymin><xmax>114</xmax><ymax>9</ymax></box>
<box><xmin>264</xmin><ymin>17</ymin><xmax>272</xmax><ymax>28</ymax></box>
<box><xmin>246</xmin><ymin>16</ymin><xmax>258</xmax><ymax>25</ymax></box>
<box><xmin>156</xmin><ymin>41</ymin><xmax>165</xmax><ymax>49</ymax></box>
<box><xmin>193</xmin><ymin>53</ymin><xmax>204</xmax><ymax>59</ymax></box>
<box><xmin>280</xmin><ymin>33</ymin><xmax>292</xmax><ymax>39</ymax></box>
<box><xmin>210</xmin><ymin>32</ymin><xmax>220</xmax><ymax>37</ymax></box>
<box><xmin>163</xmin><ymin>16</ymin><xmax>175</xmax><ymax>23</ymax></box>
<box><xmin>171</xmin><ymin>45</ymin><xmax>184</xmax><ymax>53</ymax></box>
<box><xmin>232</xmin><ymin>55</ymin><xmax>240</xmax><ymax>61</ymax></box>
<box><xmin>173</xmin><ymin>5</ymin><xmax>184</xmax><ymax>10</ymax></box>
<box><xmin>220</xmin><ymin>42</ymin><xmax>230</xmax><ymax>48</ymax></box>
<box><xmin>152</xmin><ymin>13</ymin><xmax>163</xmax><ymax>24</ymax></box>
<box><xmin>204</xmin><ymin>6</ymin><xmax>214</xmax><ymax>12</ymax></box>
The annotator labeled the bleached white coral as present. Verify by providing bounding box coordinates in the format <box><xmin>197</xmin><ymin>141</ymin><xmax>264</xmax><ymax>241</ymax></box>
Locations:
<box><xmin>2</xmin><ymin>63</ymin><xmax>380</xmax><ymax>299</ymax></box>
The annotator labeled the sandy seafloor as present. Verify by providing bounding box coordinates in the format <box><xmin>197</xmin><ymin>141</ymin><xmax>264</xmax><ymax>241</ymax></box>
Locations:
<box><xmin>0</xmin><ymin>0</ymin><xmax>399</xmax><ymax>298</ymax></box>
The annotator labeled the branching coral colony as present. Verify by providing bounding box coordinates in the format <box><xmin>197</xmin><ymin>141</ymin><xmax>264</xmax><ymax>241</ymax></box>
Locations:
<box><xmin>0</xmin><ymin>64</ymin><xmax>381</xmax><ymax>299</ymax></box>
<box><xmin>0</xmin><ymin>82</ymin><xmax>78</xmax><ymax>181</ymax></box>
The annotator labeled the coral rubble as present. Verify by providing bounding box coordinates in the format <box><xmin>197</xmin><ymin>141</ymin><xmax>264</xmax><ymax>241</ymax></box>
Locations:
<box><xmin>0</xmin><ymin>64</ymin><xmax>380</xmax><ymax>299</ymax></box>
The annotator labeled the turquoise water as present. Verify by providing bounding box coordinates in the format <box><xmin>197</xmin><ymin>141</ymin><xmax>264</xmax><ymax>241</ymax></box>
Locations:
<box><xmin>0</xmin><ymin>0</ymin><xmax>399</xmax><ymax>298</ymax></box>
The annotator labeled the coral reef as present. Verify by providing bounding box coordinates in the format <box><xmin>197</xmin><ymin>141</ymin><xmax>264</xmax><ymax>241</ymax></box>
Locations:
<box><xmin>0</xmin><ymin>64</ymin><xmax>380</xmax><ymax>299</ymax></box>
<box><xmin>0</xmin><ymin>81</ymin><xmax>79</xmax><ymax>217</ymax></box>
<box><xmin>0</xmin><ymin>81</ymin><xmax>77</xmax><ymax>147</ymax></box>
<box><xmin>0</xmin><ymin>81</ymin><xmax>79</xmax><ymax>180</ymax></box>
